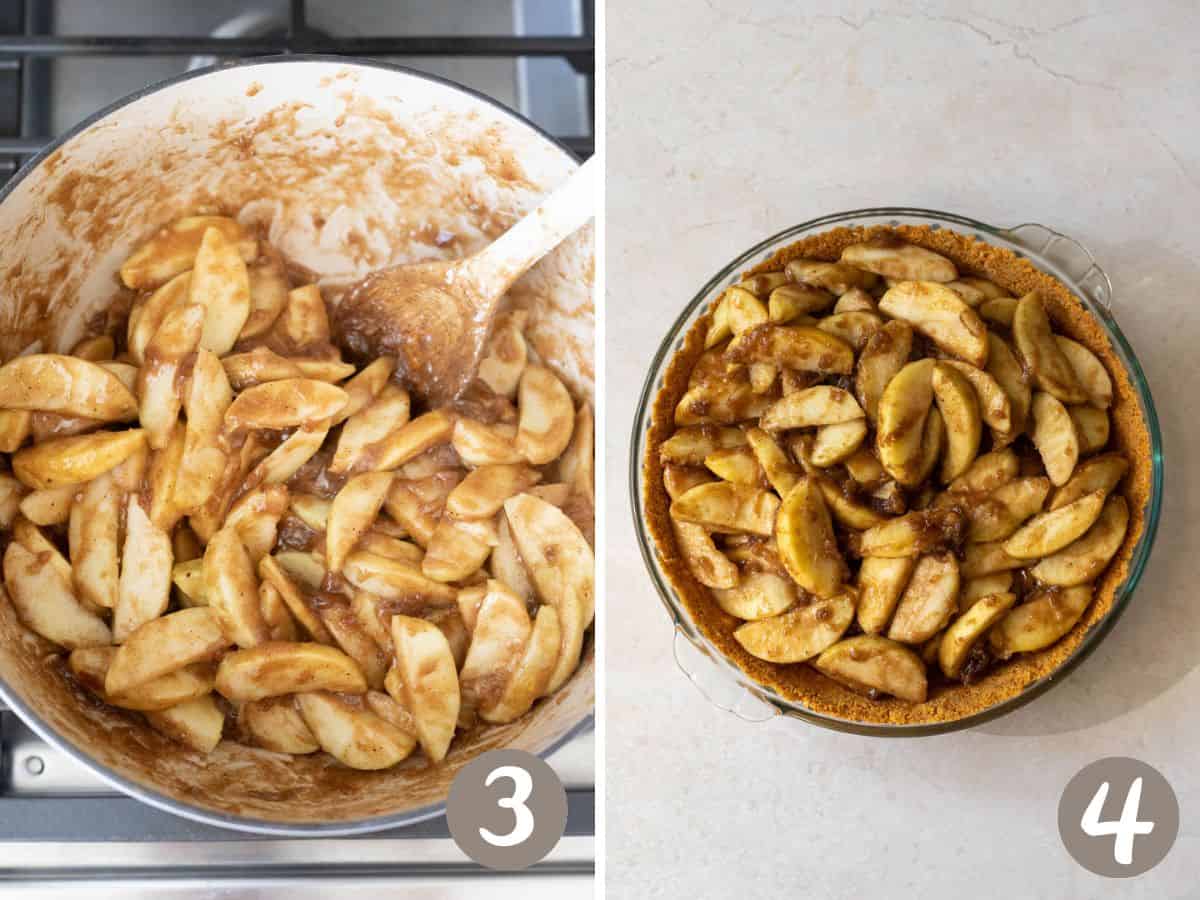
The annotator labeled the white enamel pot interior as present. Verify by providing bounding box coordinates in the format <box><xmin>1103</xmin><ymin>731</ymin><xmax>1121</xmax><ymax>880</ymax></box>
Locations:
<box><xmin>0</xmin><ymin>56</ymin><xmax>594</xmax><ymax>835</ymax></box>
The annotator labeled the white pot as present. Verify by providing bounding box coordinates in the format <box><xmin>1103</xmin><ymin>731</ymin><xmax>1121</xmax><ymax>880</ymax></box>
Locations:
<box><xmin>0</xmin><ymin>56</ymin><xmax>594</xmax><ymax>835</ymax></box>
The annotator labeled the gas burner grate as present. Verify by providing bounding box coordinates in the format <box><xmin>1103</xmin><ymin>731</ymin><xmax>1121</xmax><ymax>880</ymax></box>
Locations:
<box><xmin>0</xmin><ymin>0</ymin><xmax>594</xmax><ymax>176</ymax></box>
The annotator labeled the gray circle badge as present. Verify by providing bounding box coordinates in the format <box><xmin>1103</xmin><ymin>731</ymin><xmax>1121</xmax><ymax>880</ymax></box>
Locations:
<box><xmin>1058</xmin><ymin>757</ymin><xmax>1178</xmax><ymax>877</ymax></box>
<box><xmin>446</xmin><ymin>749</ymin><xmax>568</xmax><ymax>870</ymax></box>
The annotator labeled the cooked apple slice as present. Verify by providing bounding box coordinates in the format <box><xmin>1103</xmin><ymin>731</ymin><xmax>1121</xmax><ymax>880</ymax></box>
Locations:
<box><xmin>187</xmin><ymin>226</ymin><xmax>251</xmax><ymax>356</ymax></box>
<box><xmin>172</xmin><ymin>559</ymin><xmax>206</xmax><ymax>606</ymax></box>
<box><xmin>815</xmin><ymin>635</ymin><xmax>928</xmax><ymax>702</ymax></box>
<box><xmin>220</xmin><ymin>346</ymin><xmax>303</xmax><ymax>390</ymax></box>
<box><xmin>176</xmin><ymin>349</ymin><xmax>231</xmax><ymax>512</ymax></box>
<box><xmin>390</xmin><ymin>615</ymin><xmax>461</xmax><ymax>763</ymax></box>
<box><xmin>13</xmin><ymin>429</ymin><xmax>146</xmax><ymax>490</ymax></box>
<box><xmin>786</xmin><ymin>258</ymin><xmax>879</xmax><ymax>294</ymax></box>
<box><xmin>515</xmin><ymin>365</ymin><xmax>575</xmax><ymax>465</ymax></box>
<box><xmin>832</xmin><ymin>288</ymin><xmax>876</xmax><ymax>314</ymax></box>
<box><xmin>224</xmin><ymin>483</ymin><xmax>289</xmax><ymax>562</ymax></box>
<box><xmin>887</xmin><ymin>553</ymin><xmax>960</xmax><ymax>644</ymax></box>
<box><xmin>961</xmin><ymin>540</ymin><xmax>1024</xmax><ymax>578</ymax></box>
<box><xmin>712</xmin><ymin>571</ymin><xmax>796</xmax><ymax>620</ymax></box>
<box><xmin>449</xmin><ymin>464</ymin><xmax>541</xmax><ymax>519</ymax></box>
<box><xmin>1003</xmin><ymin>490</ymin><xmax>1106</xmax><ymax>558</ymax></box>
<box><xmin>108</xmin><ymin>663</ymin><xmax>216</xmax><ymax>712</ymax></box>
<box><xmin>855</xmin><ymin>320</ymin><xmax>913</xmax><ymax>424</ymax></box>
<box><xmin>760</xmin><ymin>386</ymin><xmax>864</xmax><ymax>431</ymax></box>
<box><xmin>369</xmin><ymin>410</ymin><xmax>457</xmax><ymax>471</ymax></box>
<box><xmin>215</xmin><ymin>642</ymin><xmax>366</xmax><ymax>702</ymax></box>
<box><xmin>1069</xmin><ymin>406</ymin><xmax>1109</xmax><ymax>455</ymax></box>
<box><xmin>503</xmin><ymin>493</ymin><xmax>594</xmax><ymax>695</ymax></box>
<box><xmin>295</xmin><ymin>356</ymin><xmax>359</xmax><ymax>381</ymax></box>
<box><xmin>384</xmin><ymin>471</ymin><xmax>462</xmax><ymax>548</ymax></box>
<box><xmin>487</xmin><ymin>515</ymin><xmax>537</xmax><ymax>603</ymax></box>
<box><xmin>244</xmin><ymin>425</ymin><xmax>329</xmax><ymax>489</ymax></box>
<box><xmin>112</xmin><ymin>495</ymin><xmax>173</xmax><ymax>642</ymax></box>
<box><xmin>737</xmin><ymin>272</ymin><xmax>790</xmax><ymax>298</ymax></box>
<box><xmin>939</xmin><ymin>591</ymin><xmax>1017</xmax><ymax>679</ymax></box>
<box><xmin>768</xmin><ymin>283</ymin><xmax>835</xmax><ymax>323</ymax></box>
<box><xmin>733</xmin><ymin>591</ymin><xmax>854</xmax><ymax>663</ymax></box>
<box><xmin>324</xmin><ymin>472</ymin><xmax>393</xmax><ymax>572</ymax></box>
<box><xmin>659</xmin><ymin>426</ymin><xmax>747</xmax><ymax>466</ymax></box>
<box><xmin>941</xmin><ymin>361</ymin><xmax>1012</xmax><ymax>436</ymax></box>
<box><xmin>944</xmin><ymin>280</ymin><xmax>989</xmax><ymax>306</ymax></box>
<box><xmin>989</xmin><ymin>585</ymin><xmax>1093</xmax><ymax>658</ymax></box>
<box><xmin>242</xmin><ymin>696</ymin><xmax>320</xmax><ymax>754</ymax></box>
<box><xmin>105</xmin><ymin>608</ymin><xmax>229</xmax><ymax>696</ymax></box>
<box><xmin>327</xmin><ymin>384</ymin><xmax>412</xmax><ymax>474</ymax></box>
<box><xmin>1031</xmin><ymin>392</ymin><xmax>1080</xmax><ymax>486</ymax></box>
<box><xmin>930</xmin><ymin>363</ymin><xmax>981</xmax><ymax>482</ymax></box>
<box><xmin>670</xmin><ymin>481</ymin><xmax>779</xmax><ymax>536</ymax></box>
<box><xmin>0</xmin><ymin>354</ymin><xmax>138</xmax><ymax>421</ymax></box>
<box><xmin>476</xmin><ymin>310</ymin><xmax>528</xmax><ymax>398</ymax></box>
<box><xmin>452</xmin><ymin>418</ymin><xmax>524</xmax><ymax>466</ymax></box>
<box><xmin>269</xmin><ymin>283</ymin><xmax>331</xmax><ymax>350</ymax></box>
<box><xmin>139</xmin><ymin>303</ymin><xmax>205</xmax><ymax>449</ymax></box>
<box><xmin>910</xmin><ymin>408</ymin><xmax>945</xmax><ymax>486</ymax></box>
<box><xmin>958</xmin><ymin>572</ymin><xmax>1014</xmax><ymax>614</ymax></box>
<box><xmin>816</xmin><ymin>311</ymin><xmax>882</xmax><ymax>351</ymax></box>
<box><xmin>815</xmin><ymin>476</ymin><xmax>886</xmax><ymax>530</ymax></box>
<box><xmin>724</xmin><ymin>324</ymin><xmax>854</xmax><ymax>374</ymax></box>
<box><xmin>811</xmin><ymin>419</ymin><xmax>869</xmax><ymax>467</ymax></box>
<box><xmin>979</xmin><ymin>296</ymin><xmax>1018</xmax><ymax>328</ymax></box>
<box><xmin>1050</xmin><ymin>453</ymin><xmax>1128</xmax><ymax>510</ymax></box>
<box><xmin>460</xmin><ymin>582</ymin><xmax>532</xmax><ymax>712</ymax></box>
<box><xmin>841</xmin><ymin>238</ymin><xmax>957</xmax><ymax>282</ymax></box>
<box><xmin>704</xmin><ymin>447</ymin><xmax>764</xmax><ymax>486</ymax></box>
<box><xmin>0</xmin><ymin>410</ymin><xmax>31</xmax><ymax>454</ymax></box>
<box><xmin>557</xmin><ymin>401</ymin><xmax>594</xmax><ymax>500</ymax></box>
<box><xmin>146</xmin><ymin>695</ymin><xmax>225</xmax><ymax>754</ymax></box>
<box><xmin>1031</xmin><ymin>495</ymin><xmax>1128</xmax><ymax>586</ymax></box>
<box><xmin>128</xmin><ymin>272</ymin><xmax>191</xmax><ymax>364</ymax></box>
<box><xmin>4</xmin><ymin>541</ymin><xmax>111</xmax><ymax>649</ymax></box>
<box><xmin>238</xmin><ymin>253</ymin><xmax>290</xmax><ymax>340</ymax></box>
<box><xmin>1012</xmin><ymin>292</ymin><xmax>1087</xmax><ymax>403</ymax></box>
<box><xmin>258</xmin><ymin>555</ymin><xmax>334</xmax><ymax>643</ymax></box>
<box><xmin>879</xmin><ymin>281</ymin><xmax>988</xmax><ymax>367</ymax></box>
<box><xmin>422</xmin><ymin>516</ymin><xmax>496</xmax><ymax>583</ymax></box>
<box><xmin>984</xmin><ymin>333</ymin><xmax>1032</xmax><ymax>444</ymax></box>
<box><xmin>741</xmin><ymin>427</ymin><xmax>799</xmax><ymax>496</ymax></box>
<box><xmin>966</xmin><ymin>477</ymin><xmax>1051</xmax><ymax>543</ymax></box>
<box><xmin>295</xmin><ymin>691</ymin><xmax>415</xmax><ymax>770</ymax></box>
<box><xmin>876</xmin><ymin>359</ymin><xmax>935</xmax><ymax>486</ymax></box>
<box><xmin>775</xmin><ymin>478</ymin><xmax>846</xmax><ymax>598</ymax></box>
<box><xmin>856</xmin><ymin>556</ymin><xmax>916</xmax><ymax>635</ymax></box>
<box><xmin>674</xmin><ymin>377</ymin><xmax>771</xmax><ymax>426</ymax></box>
<box><xmin>259</xmin><ymin>581</ymin><xmax>299</xmax><ymax>642</ymax></box>
<box><xmin>722</xmin><ymin>286</ymin><xmax>768</xmax><ymax>334</ymax></box>
<box><xmin>120</xmin><ymin>215</ymin><xmax>255</xmax><ymax>289</ymax></box>
<box><xmin>704</xmin><ymin>292</ymin><xmax>733</xmax><ymax>348</ymax></box>
<box><xmin>948</xmin><ymin>448</ymin><xmax>1018</xmax><ymax>494</ymax></box>
<box><xmin>69</xmin><ymin>473</ymin><xmax>120</xmax><ymax>609</ymax></box>
<box><xmin>480</xmin><ymin>605</ymin><xmax>561</xmax><ymax>724</ymax></box>
<box><xmin>224</xmin><ymin>378</ymin><xmax>348</xmax><ymax>434</ymax></box>
<box><xmin>1052</xmin><ymin>336</ymin><xmax>1112</xmax><ymax>409</ymax></box>
<box><xmin>331</xmin><ymin>357</ymin><xmax>395</xmax><ymax>425</ymax></box>
<box><xmin>343</xmin><ymin>550</ymin><xmax>458</xmax><ymax>605</ymax></box>
<box><xmin>19</xmin><ymin>484</ymin><xmax>74</xmax><ymax>526</ymax></box>
<box><xmin>203</xmin><ymin>525</ymin><xmax>269</xmax><ymax>648</ymax></box>
<box><xmin>855</xmin><ymin>507</ymin><xmax>966</xmax><ymax>558</ymax></box>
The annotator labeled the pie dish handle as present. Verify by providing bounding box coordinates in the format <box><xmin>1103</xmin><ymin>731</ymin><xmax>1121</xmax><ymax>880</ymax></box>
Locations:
<box><xmin>999</xmin><ymin>222</ymin><xmax>1114</xmax><ymax>318</ymax></box>
<box><xmin>672</xmin><ymin>627</ymin><xmax>779</xmax><ymax>723</ymax></box>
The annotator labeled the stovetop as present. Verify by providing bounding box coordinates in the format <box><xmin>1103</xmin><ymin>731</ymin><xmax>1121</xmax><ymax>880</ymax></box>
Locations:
<box><xmin>0</xmin><ymin>2</ymin><xmax>594</xmax><ymax>893</ymax></box>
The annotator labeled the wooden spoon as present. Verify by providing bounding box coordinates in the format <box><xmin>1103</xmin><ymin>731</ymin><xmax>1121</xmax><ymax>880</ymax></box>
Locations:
<box><xmin>334</xmin><ymin>155</ymin><xmax>598</xmax><ymax>407</ymax></box>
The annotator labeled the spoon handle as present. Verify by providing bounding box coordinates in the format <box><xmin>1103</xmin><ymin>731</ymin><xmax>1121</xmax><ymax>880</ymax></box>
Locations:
<box><xmin>464</xmin><ymin>154</ymin><xmax>599</xmax><ymax>300</ymax></box>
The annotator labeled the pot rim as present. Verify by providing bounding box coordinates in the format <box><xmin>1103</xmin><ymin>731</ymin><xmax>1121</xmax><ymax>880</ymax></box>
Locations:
<box><xmin>0</xmin><ymin>53</ymin><xmax>593</xmax><ymax>835</ymax></box>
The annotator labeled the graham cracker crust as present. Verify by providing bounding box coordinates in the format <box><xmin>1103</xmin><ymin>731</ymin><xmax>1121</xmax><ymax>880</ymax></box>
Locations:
<box><xmin>642</xmin><ymin>224</ymin><xmax>1154</xmax><ymax>727</ymax></box>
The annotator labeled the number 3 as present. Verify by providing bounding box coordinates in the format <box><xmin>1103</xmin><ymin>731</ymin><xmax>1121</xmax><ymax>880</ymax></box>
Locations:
<box><xmin>1081</xmin><ymin>777</ymin><xmax>1155</xmax><ymax>865</ymax></box>
<box><xmin>480</xmin><ymin>765</ymin><xmax>535</xmax><ymax>848</ymax></box>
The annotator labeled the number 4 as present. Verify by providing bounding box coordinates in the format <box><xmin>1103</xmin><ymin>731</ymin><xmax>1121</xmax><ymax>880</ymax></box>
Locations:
<box><xmin>1081</xmin><ymin>777</ymin><xmax>1155</xmax><ymax>865</ymax></box>
<box><xmin>480</xmin><ymin>765</ymin><xmax>535</xmax><ymax>848</ymax></box>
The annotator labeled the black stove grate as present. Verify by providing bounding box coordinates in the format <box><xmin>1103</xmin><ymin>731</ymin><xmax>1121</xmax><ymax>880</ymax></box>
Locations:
<box><xmin>0</xmin><ymin>0</ymin><xmax>594</xmax><ymax>174</ymax></box>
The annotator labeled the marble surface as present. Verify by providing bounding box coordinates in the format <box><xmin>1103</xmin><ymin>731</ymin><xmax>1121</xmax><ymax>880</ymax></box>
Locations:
<box><xmin>604</xmin><ymin>2</ymin><xmax>1198</xmax><ymax>897</ymax></box>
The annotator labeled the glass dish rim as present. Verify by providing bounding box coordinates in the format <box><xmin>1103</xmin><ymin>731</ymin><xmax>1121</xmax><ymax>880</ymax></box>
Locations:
<box><xmin>629</xmin><ymin>205</ymin><xmax>1165</xmax><ymax>737</ymax></box>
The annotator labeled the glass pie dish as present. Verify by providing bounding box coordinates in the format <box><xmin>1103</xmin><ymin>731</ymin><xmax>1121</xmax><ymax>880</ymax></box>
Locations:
<box><xmin>630</xmin><ymin>207</ymin><xmax>1163</xmax><ymax>736</ymax></box>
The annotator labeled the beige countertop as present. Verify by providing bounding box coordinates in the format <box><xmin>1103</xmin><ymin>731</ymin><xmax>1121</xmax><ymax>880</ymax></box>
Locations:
<box><xmin>605</xmin><ymin>2</ymin><xmax>1198</xmax><ymax>896</ymax></box>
